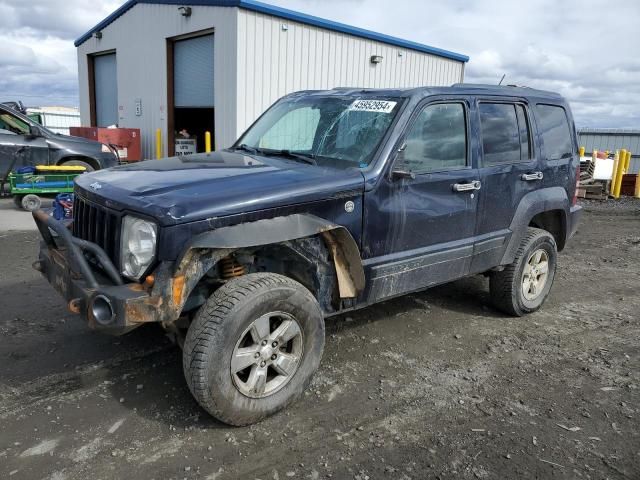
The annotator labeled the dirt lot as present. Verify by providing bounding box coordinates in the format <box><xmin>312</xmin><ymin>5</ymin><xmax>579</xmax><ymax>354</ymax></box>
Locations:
<box><xmin>1</xmin><ymin>199</ymin><xmax>638</xmax><ymax>480</ymax></box>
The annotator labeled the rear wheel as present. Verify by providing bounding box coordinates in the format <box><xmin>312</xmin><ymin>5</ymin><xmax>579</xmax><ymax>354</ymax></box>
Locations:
<box><xmin>13</xmin><ymin>195</ymin><xmax>24</xmax><ymax>209</ymax></box>
<box><xmin>490</xmin><ymin>227</ymin><xmax>557</xmax><ymax>316</ymax></box>
<box><xmin>21</xmin><ymin>194</ymin><xmax>41</xmax><ymax>212</ymax></box>
<box><xmin>183</xmin><ymin>273</ymin><xmax>324</xmax><ymax>426</ymax></box>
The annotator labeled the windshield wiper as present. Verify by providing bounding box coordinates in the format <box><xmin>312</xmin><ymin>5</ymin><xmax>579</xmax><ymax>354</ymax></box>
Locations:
<box><xmin>232</xmin><ymin>144</ymin><xmax>259</xmax><ymax>155</ymax></box>
<box><xmin>260</xmin><ymin>149</ymin><xmax>317</xmax><ymax>165</ymax></box>
<box><xmin>232</xmin><ymin>145</ymin><xmax>317</xmax><ymax>165</ymax></box>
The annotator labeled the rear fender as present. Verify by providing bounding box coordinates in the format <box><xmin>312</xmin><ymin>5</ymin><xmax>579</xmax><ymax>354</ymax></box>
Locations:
<box><xmin>501</xmin><ymin>187</ymin><xmax>569</xmax><ymax>264</ymax></box>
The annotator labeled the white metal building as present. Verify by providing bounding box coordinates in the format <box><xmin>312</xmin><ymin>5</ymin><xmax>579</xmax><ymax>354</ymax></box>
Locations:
<box><xmin>75</xmin><ymin>0</ymin><xmax>469</xmax><ymax>159</ymax></box>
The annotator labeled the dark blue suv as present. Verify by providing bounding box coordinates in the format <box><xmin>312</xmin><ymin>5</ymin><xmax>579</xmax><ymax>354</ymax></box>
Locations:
<box><xmin>33</xmin><ymin>84</ymin><xmax>582</xmax><ymax>425</ymax></box>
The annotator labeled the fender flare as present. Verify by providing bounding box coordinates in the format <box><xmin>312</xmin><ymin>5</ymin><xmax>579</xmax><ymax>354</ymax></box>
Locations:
<box><xmin>500</xmin><ymin>187</ymin><xmax>569</xmax><ymax>265</ymax></box>
<box><xmin>175</xmin><ymin>213</ymin><xmax>365</xmax><ymax>300</ymax></box>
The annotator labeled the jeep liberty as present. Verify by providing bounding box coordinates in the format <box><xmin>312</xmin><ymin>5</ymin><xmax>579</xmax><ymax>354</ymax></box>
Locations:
<box><xmin>32</xmin><ymin>85</ymin><xmax>582</xmax><ymax>425</ymax></box>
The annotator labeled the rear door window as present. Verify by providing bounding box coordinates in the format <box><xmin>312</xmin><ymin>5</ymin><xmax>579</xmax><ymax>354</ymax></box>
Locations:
<box><xmin>535</xmin><ymin>104</ymin><xmax>573</xmax><ymax>160</ymax></box>
<box><xmin>479</xmin><ymin>103</ymin><xmax>521</xmax><ymax>165</ymax></box>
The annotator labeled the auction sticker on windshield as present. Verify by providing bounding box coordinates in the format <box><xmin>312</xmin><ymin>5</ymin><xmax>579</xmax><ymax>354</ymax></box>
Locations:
<box><xmin>349</xmin><ymin>99</ymin><xmax>397</xmax><ymax>113</ymax></box>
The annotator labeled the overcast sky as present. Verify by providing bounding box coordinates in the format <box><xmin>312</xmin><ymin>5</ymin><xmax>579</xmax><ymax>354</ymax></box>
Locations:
<box><xmin>0</xmin><ymin>0</ymin><xmax>638</xmax><ymax>127</ymax></box>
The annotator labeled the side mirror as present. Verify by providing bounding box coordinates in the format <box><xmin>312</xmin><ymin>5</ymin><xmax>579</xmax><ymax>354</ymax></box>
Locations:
<box><xmin>390</xmin><ymin>143</ymin><xmax>415</xmax><ymax>180</ymax></box>
<box><xmin>391</xmin><ymin>169</ymin><xmax>415</xmax><ymax>180</ymax></box>
<box><xmin>28</xmin><ymin>125</ymin><xmax>41</xmax><ymax>137</ymax></box>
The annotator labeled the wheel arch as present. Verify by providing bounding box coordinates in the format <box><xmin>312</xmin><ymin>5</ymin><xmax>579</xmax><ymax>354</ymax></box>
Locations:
<box><xmin>170</xmin><ymin>214</ymin><xmax>365</xmax><ymax>317</ymax></box>
<box><xmin>57</xmin><ymin>156</ymin><xmax>100</xmax><ymax>170</ymax></box>
<box><xmin>501</xmin><ymin>187</ymin><xmax>569</xmax><ymax>264</ymax></box>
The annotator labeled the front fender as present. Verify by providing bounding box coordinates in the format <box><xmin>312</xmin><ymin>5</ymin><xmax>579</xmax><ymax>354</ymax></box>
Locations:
<box><xmin>172</xmin><ymin>214</ymin><xmax>365</xmax><ymax>310</ymax></box>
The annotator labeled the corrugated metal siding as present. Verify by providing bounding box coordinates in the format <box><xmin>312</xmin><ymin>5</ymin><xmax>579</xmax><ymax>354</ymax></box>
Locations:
<box><xmin>578</xmin><ymin>129</ymin><xmax>640</xmax><ymax>174</ymax></box>
<box><xmin>236</xmin><ymin>9</ymin><xmax>464</xmax><ymax>137</ymax></box>
<box><xmin>77</xmin><ymin>3</ymin><xmax>238</xmax><ymax>158</ymax></box>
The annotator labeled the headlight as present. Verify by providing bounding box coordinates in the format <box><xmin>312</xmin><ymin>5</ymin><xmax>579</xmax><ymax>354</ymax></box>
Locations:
<box><xmin>120</xmin><ymin>215</ymin><xmax>157</xmax><ymax>280</ymax></box>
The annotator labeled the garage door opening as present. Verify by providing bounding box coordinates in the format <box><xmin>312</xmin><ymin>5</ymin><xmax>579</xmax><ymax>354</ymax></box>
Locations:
<box><xmin>89</xmin><ymin>51</ymin><xmax>118</xmax><ymax>127</ymax></box>
<box><xmin>168</xmin><ymin>33</ymin><xmax>215</xmax><ymax>156</ymax></box>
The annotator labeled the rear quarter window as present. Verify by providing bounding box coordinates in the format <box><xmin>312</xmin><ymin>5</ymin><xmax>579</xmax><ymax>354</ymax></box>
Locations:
<box><xmin>535</xmin><ymin>104</ymin><xmax>573</xmax><ymax>160</ymax></box>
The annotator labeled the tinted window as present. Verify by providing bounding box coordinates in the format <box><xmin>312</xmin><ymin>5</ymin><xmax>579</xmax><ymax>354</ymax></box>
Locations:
<box><xmin>516</xmin><ymin>104</ymin><xmax>531</xmax><ymax>160</ymax></box>
<box><xmin>402</xmin><ymin>103</ymin><xmax>467</xmax><ymax>173</ymax></box>
<box><xmin>479</xmin><ymin>103</ymin><xmax>521</xmax><ymax>165</ymax></box>
<box><xmin>536</xmin><ymin>104</ymin><xmax>573</xmax><ymax>160</ymax></box>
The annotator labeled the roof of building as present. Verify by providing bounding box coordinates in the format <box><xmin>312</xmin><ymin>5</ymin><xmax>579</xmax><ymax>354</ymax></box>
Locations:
<box><xmin>74</xmin><ymin>0</ymin><xmax>469</xmax><ymax>62</ymax></box>
<box><xmin>577</xmin><ymin>128</ymin><xmax>640</xmax><ymax>135</ymax></box>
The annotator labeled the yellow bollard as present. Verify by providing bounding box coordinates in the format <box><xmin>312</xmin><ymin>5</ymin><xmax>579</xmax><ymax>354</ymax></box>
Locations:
<box><xmin>635</xmin><ymin>169</ymin><xmax>640</xmax><ymax>198</ymax></box>
<box><xmin>579</xmin><ymin>146</ymin><xmax>585</xmax><ymax>157</ymax></box>
<box><xmin>612</xmin><ymin>149</ymin><xmax>626</xmax><ymax>198</ymax></box>
<box><xmin>624</xmin><ymin>150</ymin><xmax>631</xmax><ymax>172</ymax></box>
<box><xmin>205</xmin><ymin>131</ymin><xmax>212</xmax><ymax>153</ymax></box>
<box><xmin>610</xmin><ymin>151</ymin><xmax>618</xmax><ymax>195</ymax></box>
<box><xmin>155</xmin><ymin>128</ymin><xmax>162</xmax><ymax>159</ymax></box>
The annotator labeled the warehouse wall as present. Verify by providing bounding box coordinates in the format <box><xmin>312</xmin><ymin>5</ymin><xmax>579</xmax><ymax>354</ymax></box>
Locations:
<box><xmin>77</xmin><ymin>4</ymin><xmax>238</xmax><ymax>158</ymax></box>
<box><xmin>77</xmin><ymin>4</ymin><xmax>465</xmax><ymax>158</ymax></box>
<box><xmin>578</xmin><ymin>129</ymin><xmax>640</xmax><ymax>174</ymax></box>
<box><xmin>235</xmin><ymin>9</ymin><xmax>464</xmax><ymax>137</ymax></box>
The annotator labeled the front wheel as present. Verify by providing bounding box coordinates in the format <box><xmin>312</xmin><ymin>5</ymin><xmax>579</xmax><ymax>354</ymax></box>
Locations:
<box><xmin>61</xmin><ymin>159</ymin><xmax>95</xmax><ymax>172</ymax></box>
<box><xmin>490</xmin><ymin>227</ymin><xmax>557</xmax><ymax>316</ymax></box>
<box><xmin>183</xmin><ymin>273</ymin><xmax>325</xmax><ymax>426</ymax></box>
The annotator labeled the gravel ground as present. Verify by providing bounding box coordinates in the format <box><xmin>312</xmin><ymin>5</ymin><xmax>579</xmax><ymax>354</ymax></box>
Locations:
<box><xmin>1</xmin><ymin>199</ymin><xmax>639</xmax><ymax>479</ymax></box>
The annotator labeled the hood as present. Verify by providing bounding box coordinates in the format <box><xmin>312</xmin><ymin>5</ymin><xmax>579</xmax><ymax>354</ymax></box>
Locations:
<box><xmin>75</xmin><ymin>150</ymin><xmax>365</xmax><ymax>225</ymax></box>
<box><xmin>46</xmin><ymin>133</ymin><xmax>102</xmax><ymax>151</ymax></box>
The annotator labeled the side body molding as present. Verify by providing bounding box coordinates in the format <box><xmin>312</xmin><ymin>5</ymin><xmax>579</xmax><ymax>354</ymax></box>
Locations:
<box><xmin>177</xmin><ymin>214</ymin><xmax>365</xmax><ymax>298</ymax></box>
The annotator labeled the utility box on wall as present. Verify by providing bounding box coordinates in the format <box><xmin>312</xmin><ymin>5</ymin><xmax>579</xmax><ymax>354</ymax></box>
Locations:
<box><xmin>70</xmin><ymin>127</ymin><xmax>142</xmax><ymax>162</ymax></box>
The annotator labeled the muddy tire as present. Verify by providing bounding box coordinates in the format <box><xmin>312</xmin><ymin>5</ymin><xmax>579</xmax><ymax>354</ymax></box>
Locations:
<box><xmin>183</xmin><ymin>273</ymin><xmax>324</xmax><ymax>426</ymax></box>
<box><xmin>21</xmin><ymin>194</ymin><xmax>41</xmax><ymax>212</ymax></box>
<box><xmin>490</xmin><ymin>227</ymin><xmax>557</xmax><ymax>316</ymax></box>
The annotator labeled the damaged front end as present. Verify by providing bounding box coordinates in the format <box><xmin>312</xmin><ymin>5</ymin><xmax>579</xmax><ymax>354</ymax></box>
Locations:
<box><xmin>32</xmin><ymin>210</ymin><xmax>189</xmax><ymax>334</ymax></box>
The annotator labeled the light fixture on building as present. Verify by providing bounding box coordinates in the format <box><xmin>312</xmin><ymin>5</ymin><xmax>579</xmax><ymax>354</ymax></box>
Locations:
<box><xmin>94</xmin><ymin>31</ymin><xmax>102</xmax><ymax>39</ymax></box>
<box><xmin>178</xmin><ymin>6</ymin><xmax>192</xmax><ymax>17</ymax></box>
<box><xmin>370</xmin><ymin>55</ymin><xmax>383</xmax><ymax>64</ymax></box>
<box><xmin>281</xmin><ymin>23</ymin><xmax>288</xmax><ymax>31</ymax></box>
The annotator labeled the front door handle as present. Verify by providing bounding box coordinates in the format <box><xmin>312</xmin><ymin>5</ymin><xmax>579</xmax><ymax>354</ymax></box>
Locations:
<box><xmin>521</xmin><ymin>171</ymin><xmax>543</xmax><ymax>181</ymax></box>
<box><xmin>452</xmin><ymin>180</ymin><xmax>481</xmax><ymax>192</ymax></box>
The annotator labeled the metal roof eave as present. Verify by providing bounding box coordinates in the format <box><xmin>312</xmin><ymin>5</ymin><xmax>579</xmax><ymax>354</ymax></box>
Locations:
<box><xmin>74</xmin><ymin>0</ymin><xmax>469</xmax><ymax>63</ymax></box>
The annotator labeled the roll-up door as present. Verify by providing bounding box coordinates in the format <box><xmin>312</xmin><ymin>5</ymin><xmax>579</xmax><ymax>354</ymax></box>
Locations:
<box><xmin>93</xmin><ymin>53</ymin><xmax>118</xmax><ymax>127</ymax></box>
<box><xmin>174</xmin><ymin>35</ymin><xmax>214</xmax><ymax>108</ymax></box>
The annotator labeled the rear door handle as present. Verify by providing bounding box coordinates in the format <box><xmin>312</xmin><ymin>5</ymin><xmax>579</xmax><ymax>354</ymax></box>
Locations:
<box><xmin>520</xmin><ymin>172</ymin><xmax>543</xmax><ymax>181</ymax></box>
<box><xmin>452</xmin><ymin>180</ymin><xmax>481</xmax><ymax>192</ymax></box>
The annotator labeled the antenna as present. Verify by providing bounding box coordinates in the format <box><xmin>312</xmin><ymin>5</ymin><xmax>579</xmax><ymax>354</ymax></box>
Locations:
<box><xmin>498</xmin><ymin>74</ymin><xmax>505</xmax><ymax>85</ymax></box>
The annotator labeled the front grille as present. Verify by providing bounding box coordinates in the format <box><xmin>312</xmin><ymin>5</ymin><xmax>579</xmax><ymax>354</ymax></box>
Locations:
<box><xmin>73</xmin><ymin>195</ymin><xmax>121</xmax><ymax>267</ymax></box>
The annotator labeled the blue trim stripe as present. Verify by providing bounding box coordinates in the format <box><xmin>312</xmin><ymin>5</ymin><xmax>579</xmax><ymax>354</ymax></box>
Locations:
<box><xmin>74</xmin><ymin>0</ymin><xmax>469</xmax><ymax>63</ymax></box>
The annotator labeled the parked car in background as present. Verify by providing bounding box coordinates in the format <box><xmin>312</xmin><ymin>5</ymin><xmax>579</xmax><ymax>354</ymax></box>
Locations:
<box><xmin>26</xmin><ymin>106</ymin><xmax>81</xmax><ymax>136</ymax></box>
<box><xmin>32</xmin><ymin>84</ymin><xmax>581</xmax><ymax>426</ymax></box>
<box><xmin>0</xmin><ymin>103</ymin><xmax>118</xmax><ymax>191</ymax></box>
<box><xmin>3</xmin><ymin>100</ymin><xmax>82</xmax><ymax>137</ymax></box>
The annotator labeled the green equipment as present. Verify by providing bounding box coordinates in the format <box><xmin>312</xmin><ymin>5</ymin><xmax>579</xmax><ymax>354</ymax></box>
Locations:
<box><xmin>9</xmin><ymin>165</ymin><xmax>86</xmax><ymax>211</ymax></box>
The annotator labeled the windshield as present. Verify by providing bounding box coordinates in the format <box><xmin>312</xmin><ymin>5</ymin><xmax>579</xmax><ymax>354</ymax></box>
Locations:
<box><xmin>0</xmin><ymin>107</ymin><xmax>52</xmax><ymax>136</ymax></box>
<box><xmin>234</xmin><ymin>95</ymin><xmax>403</xmax><ymax>167</ymax></box>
